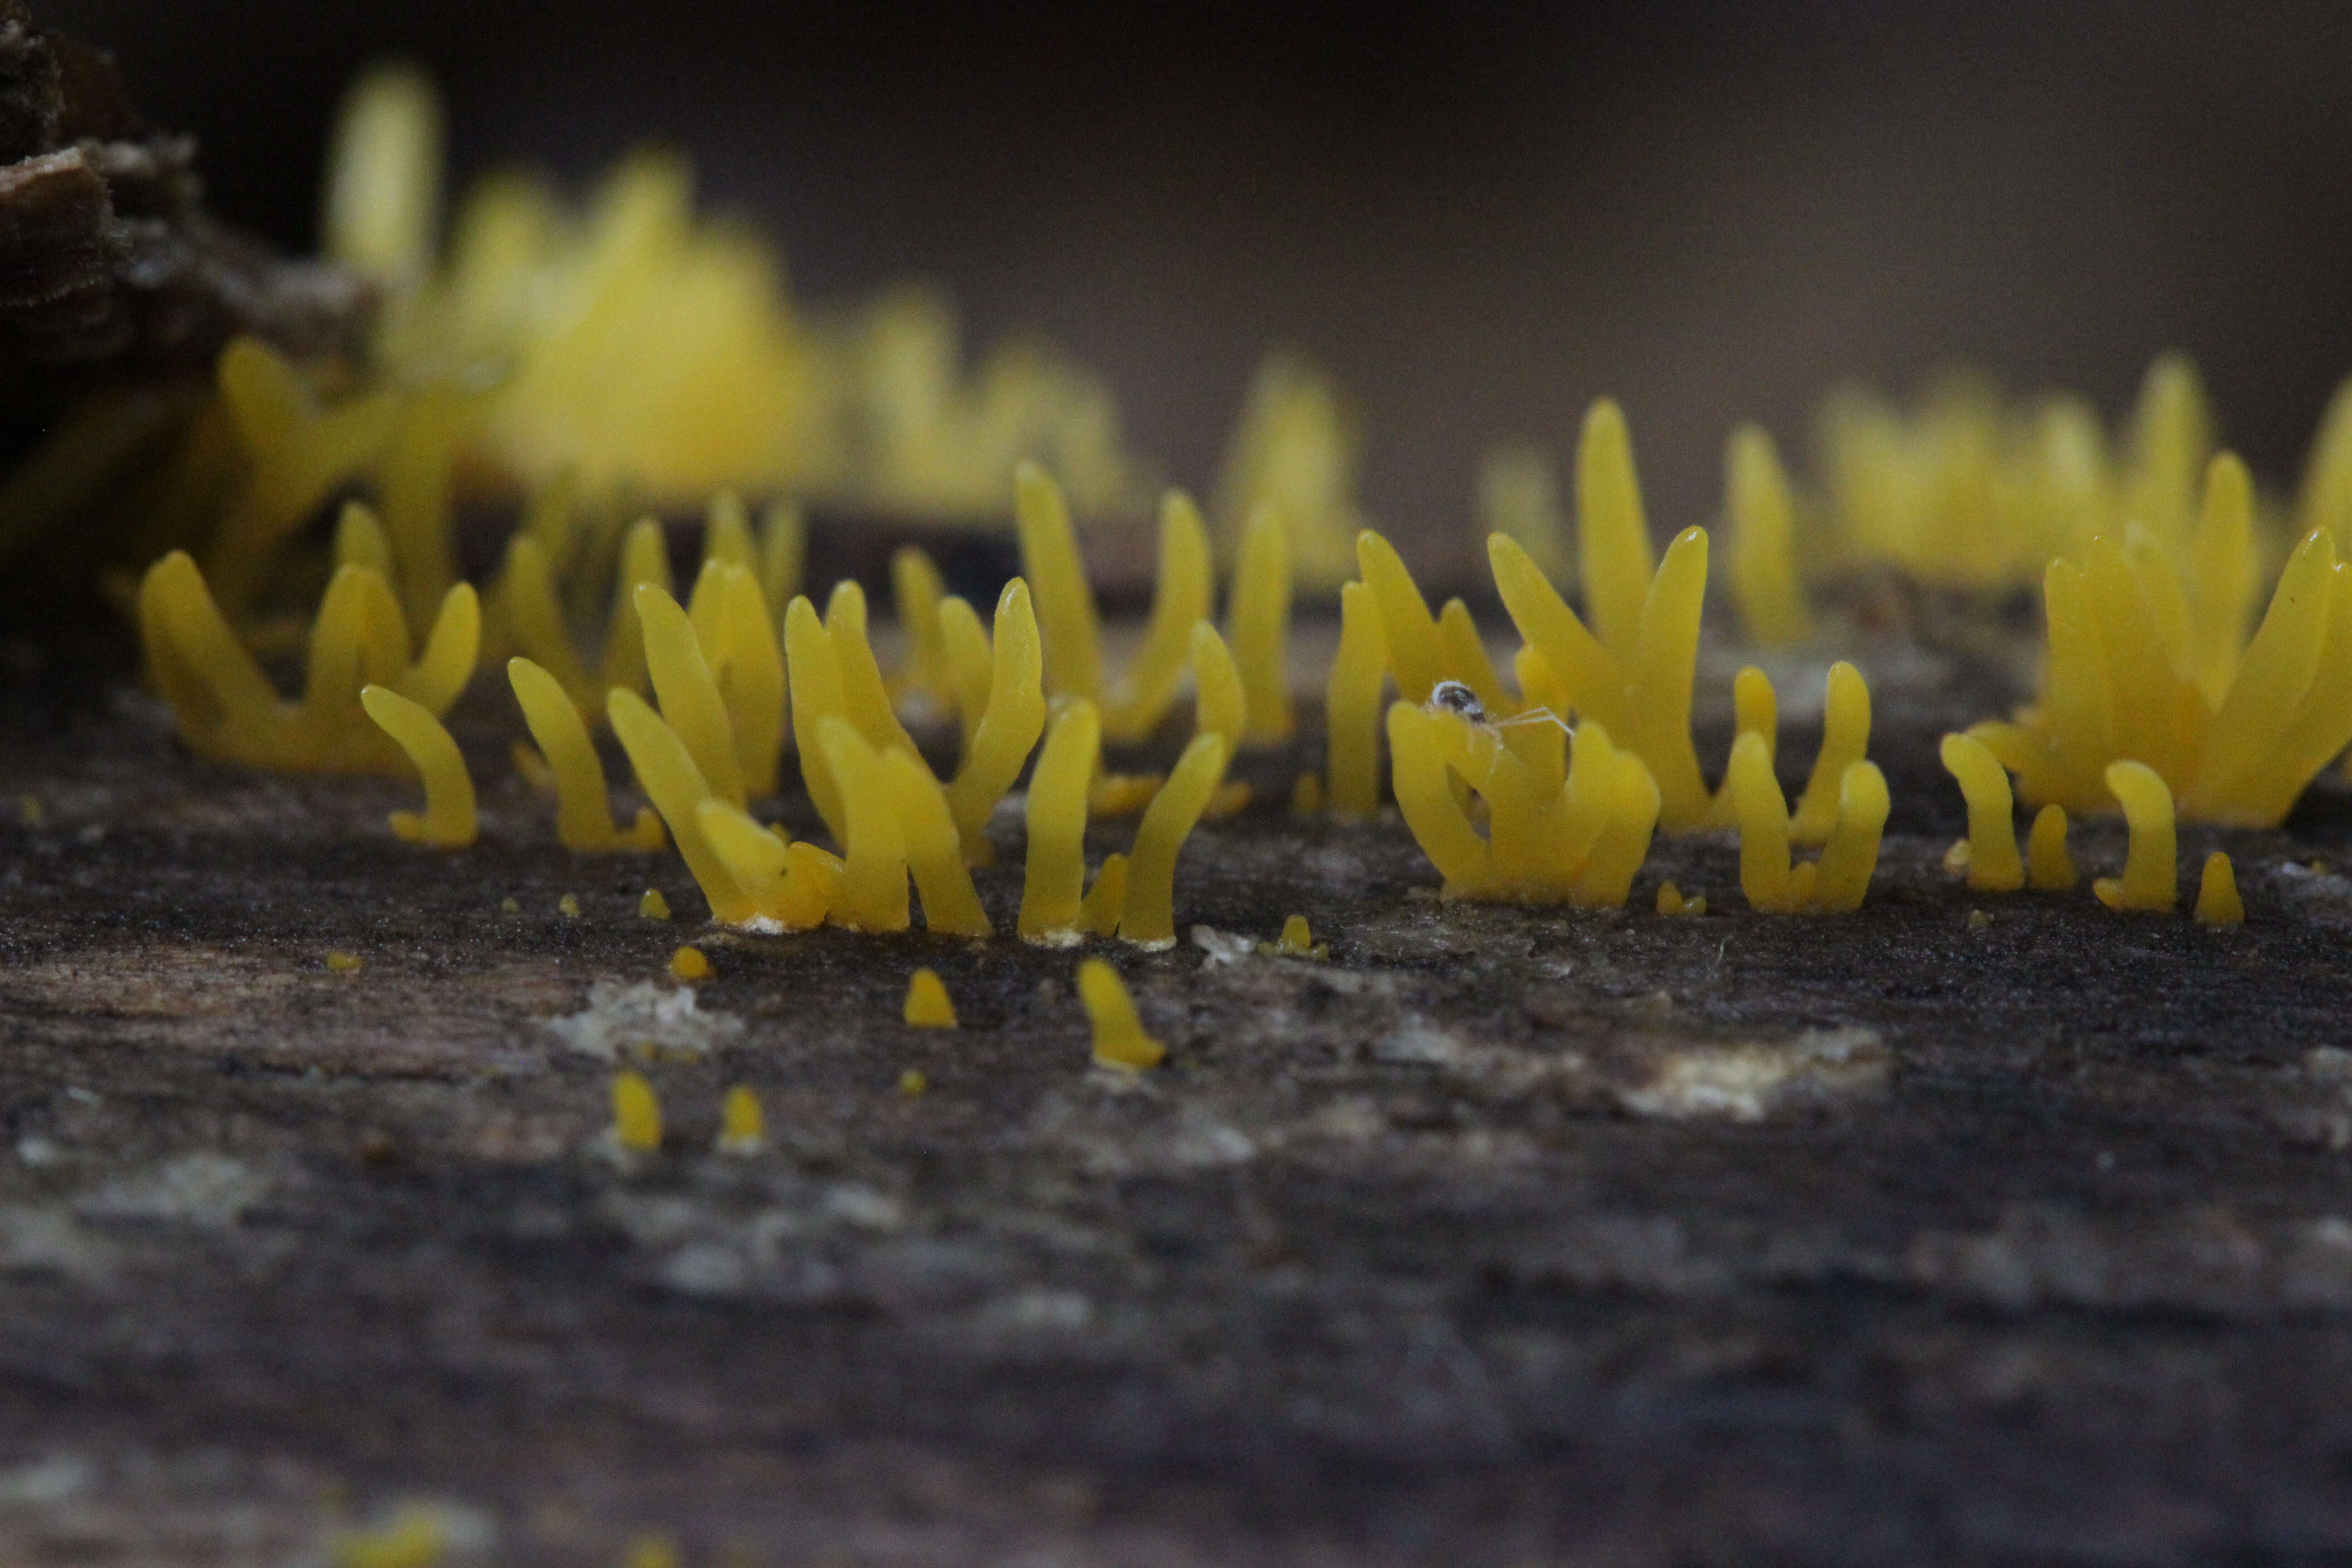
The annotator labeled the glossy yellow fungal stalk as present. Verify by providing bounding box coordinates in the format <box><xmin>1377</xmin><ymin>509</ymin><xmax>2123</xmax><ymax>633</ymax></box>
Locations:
<box><xmin>685</xmin><ymin>559</ymin><xmax>786</xmax><ymax>796</ymax></box>
<box><xmin>1724</xmin><ymin>730</ymin><xmax>1888</xmax><ymax>913</ymax></box>
<box><xmin>695</xmin><ymin>800</ymin><xmax>839</xmax><ymax>931</ymax></box>
<box><xmin>1102</xmin><ymin>491</ymin><xmax>1214</xmax><ymax>741</ymax></box>
<box><xmin>1939</xmin><ymin>732</ymin><xmax>2024</xmax><ymax>892</ymax></box>
<box><xmin>2094</xmin><ymin>761</ymin><xmax>2178</xmax><ymax>912</ymax></box>
<box><xmin>1972</xmin><ymin>490</ymin><xmax>2352</xmax><ymax>827</ymax></box>
<box><xmin>637</xmin><ymin>583</ymin><xmax>745</xmax><ymax>806</ymax></box>
<box><xmin>942</xmin><ymin>580</ymin><xmax>1046</xmax><ymax>866</ymax></box>
<box><xmin>670</xmin><ymin>946</ymin><xmax>710</xmax><ymax>981</ymax></box>
<box><xmin>1485</xmin><ymin>408</ymin><xmax>1713</xmax><ymax>828</ymax></box>
<box><xmin>757</xmin><ymin>500</ymin><xmax>806</xmax><ymax>621</ymax></box>
<box><xmin>2028</xmin><ymin>804</ymin><xmax>2077</xmax><ymax>891</ymax></box>
<box><xmin>1017</xmin><ymin>461</ymin><xmax>1103</xmax><ymax>702</ymax></box>
<box><xmin>323</xmin><ymin>62</ymin><xmax>443</xmax><ymax>298</ymax></box>
<box><xmin>608</xmin><ymin>688</ymin><xmax>759</xmax><ymax>926</ymax></box>
<box><xmin>1706</xmin><ymin>666</ymin><xmax>1778</xmax><ymax>828</ymax></box>
<box><xmin>1019</xmin><ymin>701</ymin><xmax>1099</xmax><ymax>945</ymax></box>
<box><xmin>786</xmin><ymin>583</ymin><xmax>921</xmax><ymax>846</ymax></box>
<box><xmin>358</xmin><ymin>684</ymin><xmax>475</xmax><ymax>846</ymax></box>
<box><xmin>1385</xmin><ymin>700</ymin><xmax>1658</xmax><ymax>907</ymax></box>
<box><xmin>904</xmin><ymin>969</ymin><xmax>958</xmax><ymax>1028</ymax></box>
<box><xmin>1226</xmin><ymin>503</ymin><xmax>1295</xmax><ymax>743</ymax></box>
<box><xmin>1213</xmin><ymin>351</ymin><xmax>1367</xmax><ymax>591</ymax></box>
<box><xmin>508</xmin><ymin>657</ymin><xmax>665</xmax><ymax>851</ymax></box>
<box><xmin>1726</xmin><ymin>425</ymin><xmax>1813</xmax><ymax>647</ymax></box>
<box><xmin>1078</xmin><ymin>959</ymin><xmax>1166</xmax><ymax>1070</ymax></box>
<box><xmin>1081</xmin><ymin>853</ymin><xmax>1129</xmax><ymax>938</ymax></box>
<box><xmin>141</xmin><ymin>551</ymin><xmax>478</xmax><ymax>774</ymax></box>
<box><xmin>1118</xmin><ymin>734</ymin><xmax>1229</xmax><ymax>948</ymax></box>
<box><xmin>1326</xmin><ymin>581</ymin><xmax>1389</xmax><ymax>819</ymax></box>
<box><xmin>717</xmin><ymin>1086</ymin><xmax>764</xmax><ymax>1155</ymax></box>
<box><xmin>891</xmin><ymin>546</ymin><xmax>956</xmax><ymax>708</ymax></box>
<box><xmin>937</xmin><ymin>594</ymin><xmax>995</xmax><ymax>749</ymax></box>
<box><xmin>814</xmin><ymin>717</ymin><xmax>990</xmax><ymax>936</ymax></box>
<box><xmin>1479</xmin><ymin>443</ymin><xmax>1571</xmax><ymax>588</ymax></box>
<box><xmin>1788</xmin><ymin>663</ymin><xmax>1872</xmax><ymax>845</ymax></box>
<box><xmin>598</xmin><ymin>518</ymin><xmax>674</xmax><ymax>698</ymax></box>
<box><xmin>2194</xmin><ymin>853</ymin><xmax>2244</xmax><ymax>926</ymax></box>
<box><xmin>1191</xmin><ymin>622</ymin><xmax>1247</xmax><ymax>750</ymax></box>
<box><xmin>612</xmin><ymin>1070</ymin><xmax>662</xmax><ymax>1153</ymax></box>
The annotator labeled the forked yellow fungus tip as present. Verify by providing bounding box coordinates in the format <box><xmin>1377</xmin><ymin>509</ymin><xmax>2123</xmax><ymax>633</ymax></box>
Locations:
<box><xmin>670</xmin><ymin>946</ymin><xmax>710</xmax><ymax>981</ymax></box>
<box><xmin>2194</xmin><ymin>852</ymin><xmax>2244</xmax><ymax>927</ymax></box>
<box><xmin>1079</xmin><ymin>959</ymin><xmax>1166</xmax><ymax>1070</ymax></box>
<box><xmin>904</xmin><ymin>968</ymin><xmax>958</xmax><ymax>1028</ymax></box>
<box><xmin>612</xmin><ymin>1070</ymin><xmax>662</xmax><ymax>1153</ymax></box>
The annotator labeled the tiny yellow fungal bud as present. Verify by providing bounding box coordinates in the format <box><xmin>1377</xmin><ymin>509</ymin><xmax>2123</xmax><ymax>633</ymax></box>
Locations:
<box><xmin>1079</xmin><ymin>958</ymin><xmax>1165</xmax><ymax>1070</ymax></box>
<box><xmin>1190</xmin><ymin>620</ymin><xmax>1248</xmax><ymax>749</ymax></box>
<box><xmin>1940</xmin><ymin>732</ymin><xmax>2024</xmax><ymax>892</ymax></box>
<box><xmin>718</xmin><ymin>1085</ymin><xmax>764</xmax><ymax>1154</ymax></box>
<box><xmin>332</xmin><ymin>1503</ymin><xmax>445</xmax><ymax>1568</ymax></box>
<box><xmin>639</xmin><ymin>889</ymin><xmax>671</xmax><ymax>920</ymax></box>
<box><xmin>1278</xmin><ymin>914</ymin><xmax>1314</xmax><ymax>954</ymax></box>
<box><xmin>1967</xmin><ymin>908</ymin><xmax>1993</xmax><ymax>931</ymax></box>
<box><xmin>2028</xmin><ymin>804</ymin><xmax>2077</xmax><ymax>891</ymax></box>
<box><xmin>1204</xmin><ymin>781</ymin><xmax>1253</xmax><ymax>818</ymax></box>
<box><xmin>612</xmin><ymin>1070</ymin><xmax>662</xmax><ymax>1153</ymax></box>
<box><xmin>359</xmin><ymin>685</ymin><xmax>477</xmax><ymax>847</ymax></box>
<box><xmin>1016</xmin><ymin>461</ymin><xmax>1103</xmax><ymax>701</ymax></box>
<box><xmin>2194</xmin><ymin>851</ymin><xmax>2244</xmax><ymax>926</ymax></box>
<box><xmin>510</xmin><ymin>657</ymin><xmax>666</xmax><ymax>852</ymax></box>
<box><xmin>670</xmin><ymin>946</ymin><xmax>710</xmax><ymax>981</ymax></box>
<box><xmin>1326</xmin><ymin>580</ymin><xmax>1389</xmax><ymax>819</ymax></box>
<box><xmin>1103</xmin><ymin>491</ymin><xmax>1215</xmax><ymax>740</ymax></box>
<box><xmin>1656</xmin><ymin>882</ymin><xmax>1686</xmax><ymax>916</ymax></box>
<box><xmin>326</xmin><ymin>951</ymin><xmax>363</xmax><ymax>973</ymax></box>
<box><xmin>1725</xmin><ymin>424</ymin><xmax>1814</xmax><ymax>647</ymax></box>
<box><xmin>559</xmin><ymin>893</ymin><xmax>581</xmax><ymax>917</ymax></box>
<box><xmin>2095</xmin><ymin>760</ymin><xmax>2179</xmax><ymax>912</ymax></box>
<box><xmin>1790</xmin><ymin>662</ymin><xmax>1872</xmax><ymax>846</ymax></box>
<box><xmin>1943</xmin><ymin>839</ymin><xmax>1973</xmax><ymax>874</ymax></box>
<box><xmin>500</xmin><ymin>897</ymin><xmax>519</xmax><ymax>913</ymax></box>
<box><xmin>898</xmin><ymin>1069</ymin><xmax>929</xmax><ymax>1097</ymax></box>
<box><xmin>1119</xmin><ymin>733</ymin><xmax>1229</xmax><ymax>948</ymax></box>
<box><xmin>904</xmin><ymin>968</ymin><xmax>958</xmax><ymax>1028</ymax></box>
<box><xmin>1082</xmin><ymin>853</ymin><xmax>1129</xmax><ymax>937</ymax></box>
<box><xmin>1291</xmin><ymin>773</ymin><xmax>1324</xmax><ymax>815</ymax></box>
<box><xmin>1020</xmin><ymin>701</ymin><xmax>1099</xmax><ymax>945</ymax></box>
<box><xmin>944</xmin><ymin>579</ymin><xmax>1046</xmax><ymax>866</ymax></box>
<box><xmin>18</xmin><ymin>794</ymin><xmax>44</xmax><ymax>826</ymax></box>
<box><xmin>1227</xmin><ymin>502</ymin><xmax>1296</xmax><ymax>743</ymax></box>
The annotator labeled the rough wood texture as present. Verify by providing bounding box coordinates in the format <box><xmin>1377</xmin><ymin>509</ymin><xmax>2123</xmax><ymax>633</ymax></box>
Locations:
<box><xmin>5</xmin><ymin>639</ymin><xmax>2352</xmax><ymax>1565</ymax></box>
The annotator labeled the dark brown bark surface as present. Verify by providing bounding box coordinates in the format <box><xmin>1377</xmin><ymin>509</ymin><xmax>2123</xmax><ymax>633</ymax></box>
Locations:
<box><xmin>5</xmin><ymin>640</ymin><xmax>2352</xmax><ymax>1564</ymax></box>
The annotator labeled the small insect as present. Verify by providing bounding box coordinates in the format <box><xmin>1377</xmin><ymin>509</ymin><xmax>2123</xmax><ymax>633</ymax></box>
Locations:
<box><xmin>1422</xmin><ymin>679</ymin><xmax>1574</xmax><ymax>739</ymax></box>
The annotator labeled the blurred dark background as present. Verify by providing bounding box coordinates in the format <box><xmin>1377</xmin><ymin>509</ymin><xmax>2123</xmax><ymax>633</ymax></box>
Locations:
<box><xmin>36</xmin><ymin>0</ymin><xmax>2352</xmax><ymax>552</ymax></box>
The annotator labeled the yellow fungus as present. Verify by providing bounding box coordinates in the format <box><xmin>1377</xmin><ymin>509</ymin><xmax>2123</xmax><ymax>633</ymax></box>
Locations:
<box><xmin>1226</xmin><ymin>502</ymin><xmax>1295</xmax><ymax>743</ymax></box>
<box><xmin>2194</xmin><ymin>853</ymin><xmax>2244</xmax><ymax>926</ymax></box>
<box><xmin>718</xmin><ymin>1085</ymin><xmax>764</xmax><ymax>1154</ymax></box>
<box><xmin>783</xmin><ymin>595</ymin><xmax>851</xmax><ymax>842</ymax></box>
<box><xmin>1707</xmin><ymin>665</ymin><xmax>1778</xmax><ymax>827</ymax></box>
<box><xmin>1081</xmin><ymin>853</ymin><xmax>1129</xmax><ymax>938</ymax></box>
<box><xmin>608</xmin><ymin>688</ymin><xmax>759</xmax><ymax>926</ymax></box>
<box><xmin>1355</xmin><ymin>530</ymin><xmax>1448</xmax><ymax>703</ymax></box>
<box><xmin>704</xmin><ymin>490</ymin><xmax>755</xmax><ymax>572</ymax></box>
<box><xmin>1479</xmin><ymin>443</ymin><xmax>1571</xmax><ymax>588</ymax></box>
<box><xmin>1942</xmin><ymin>839</ymin><xmax>1974</xmax><ymax>874</ymax></box>
<box><xmin>758</xmin><ymin>499</ymin><xmax>806</xmax><ymax>622</ymax></box>
<box><xmin>1277</xmin><ymin>914</ymin><xmax>1314</xmax><ymax>954</ymax></box>
<box><xmin>685</xmin><ymin>559</ymin><xmax>786</xmax><ymax>796</ymax></box>
<box><xmin>491</xmin><ymin>534</ymin><xmax>596</xmax><ymax>716</ymax></box>
<box><xmin>333</xmin><ymin>1504</ymin><xmax>446</xmax><ymax>1568</ymax></box>
<box><xmin>1788</xmin><ymin>662</ymin><xmax>1872</xmax><ymax>846</ymax></box>
<box><xmin>639</xmin><ymin>889</ymin><xmax>671</xmax><ymax>919</ymax></box>
<box><xmin>1290</xmin><ymin>773</ymin><xmax>1324</xmax><ymax>815</ymax></box>
<box><xmin>882</xmin><ymin>745</ymin><xmax>993</xmax><ymax>936</ymax></box>
<box><xmin>1088</xmin><ymin>772</ymin><xmax>1164</xmax><ymax>818</ymax></box>
<box><xmin>558</xmin><ymin>893</ymin><xmax>581</xmax><ymax>917</ymax></box>
<box><xmin>1967</xmin><ymin>908</ymin><xmax>1993</xmax><ymax>931</ymax></box>
<box><xmin>141</xmin><ymin>551</ymin><xmax>479</xmax><ymax>774</ymax></box>
<box><xmin>1213</xmin><ymin>352</ymin><xmax>1367</xmax><ymax>591</ymax></box>
<box><xmin>943</xmin><ymin>580</ymin><xmax>1046</xmax><ymax>866</ymax></box>
<box><xmin>1102</xmin><ymin>491</ymin><xmax>1215</xmax><ymax>740</ymax></box>
<box><xmin>2094</xmin><ymin>761</ymin><xmax>2178</xmax><ymax>912</ymax></box>
<box><xmin>623</xmin><ymin>1536</ymin><xmax>680</xmax><ymax>1568</ymax></box>
<box><xmin>1939</xmin><ymin>732</ymin><xmax>2024</xmax><ymax>892</ymax></box>
<box><xmin>816</xmin><ymin>718</ymin><xmax>912</xmax><ymax>932</ymax></box>
<box><xmin>1726</xmin><ymin>424</ymin><xmax>1813</xmax><ymax>646</ymax></box>
<box><xmin>904</xmin><ymin>968</ymin><xmax>958</xmax><ymax>1027</ymax></box>
<box><xmin>937</xmin><ymin>593</ymin><xmax>995</xmax><ymax>750</ymax></box>
<box><xmin>2027</xmin><ymin>804</ymin><xmax>2077</xmax><ymax>891</ymax></box>
<box><xmin>1079</xmin><ymin>958</ymin><xmax>1166</xmax><ymax>1070</ymax></box>
<box><xmin>1808</xmin><ymin>761</ymin><xmax>1891</xmax><ymax>912</ymax></box>
<box><xmin>598</xmin><ymin>518</ymin><xmax>673</xmax><ymax>698</ymax></box>
<box><xmin>1326</xmin><ymin>580</ymin><xmax>1389</xmax><ymax>819</ymax></box>
<box><xmin>825</xmin><ymin>579</ymin><xmax>921</xmax><ymax>759</ymax></box>
<box><xmin>1728</xmin><ymin>731</ymin><xmax>1799</xmax><ymax>912</ymax></box>
<box><xmin>1016</xmin><ymin>461</ymin><xmax>1103</xmax><ymax>701</ymax></box>
<box><xmin>1578</xmin><ymin>399</ymin><xmax>1655</xmax><ymax>662</ymax></box>
<box><xmin>1655</xmin><ymin>882</ymin><xmax>1706</xmax><ymax>917</ymax></box>
<box><xmin>1725</xmin><ymin>729</ymin><xmax>1887</xmax><ymax>913</ymax></box>
<box><xmin>509</xmin><ymin>657</ymin><xmax>666</xmax><ymax>851</ymax></box>
<box><xmin>637</xmin><ymin>583</ymin><xmax>746</xmax><ymax>807</ymax></box>
<box><xmin>334</xmin><ymin>499</ymin><xmax>395</xmax><ymax>578</ymax></box>
<box><xmin>359</xmin><ymin>685</ymin><xmax>477</xmax><ymax>847</ymax></box>
<box><xmin>500</xmin><ymin>896</ymin><xmax>520</xmax><ymax>913</ymax></box>
<box><xmin>612</xmin><ymin>1070</ymin><xmax>662</xmax><ymax>1152</ymax></box>
<box><xmin>891</xmin><ymin>545</ymin><xmax>956</xmax><ymax>707</ymax></box>
<box><xmin>695</xmin><ymin>800</ymin><xmax>838</xmax><ymax>931</ymax></box>
<box><xmin>1019</xmin><ymin>701</ymin><xmax>1099</xmax><ymax>945</ymax></box>
<box><xmin>326</xmin><ymin>951</ymin><xmax>364</xmax><ymax>973</ymax></box>
<box><xmin>324</xmin><ymin>63</ymin><xmax>443</xmax><ymax>298</ymax></box>
<box><xmin>670</xmin><ymin>946</ymin><xmax>710</xmax><ymax>981</ymax></box>
<box><xmin>898</xmin><ymin>1068</ymin><xmax>929</xmax><ymax>1097</ymax></box>
<box><xmin>1119</xmin><ymin>733</ymin><xmax>1229</xmax><ymax>949</ymax></box>
<box><xmin>1190</xmin><ymin>621</ymin><xmax>1247</xmax><ymax>748</ymax></box>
